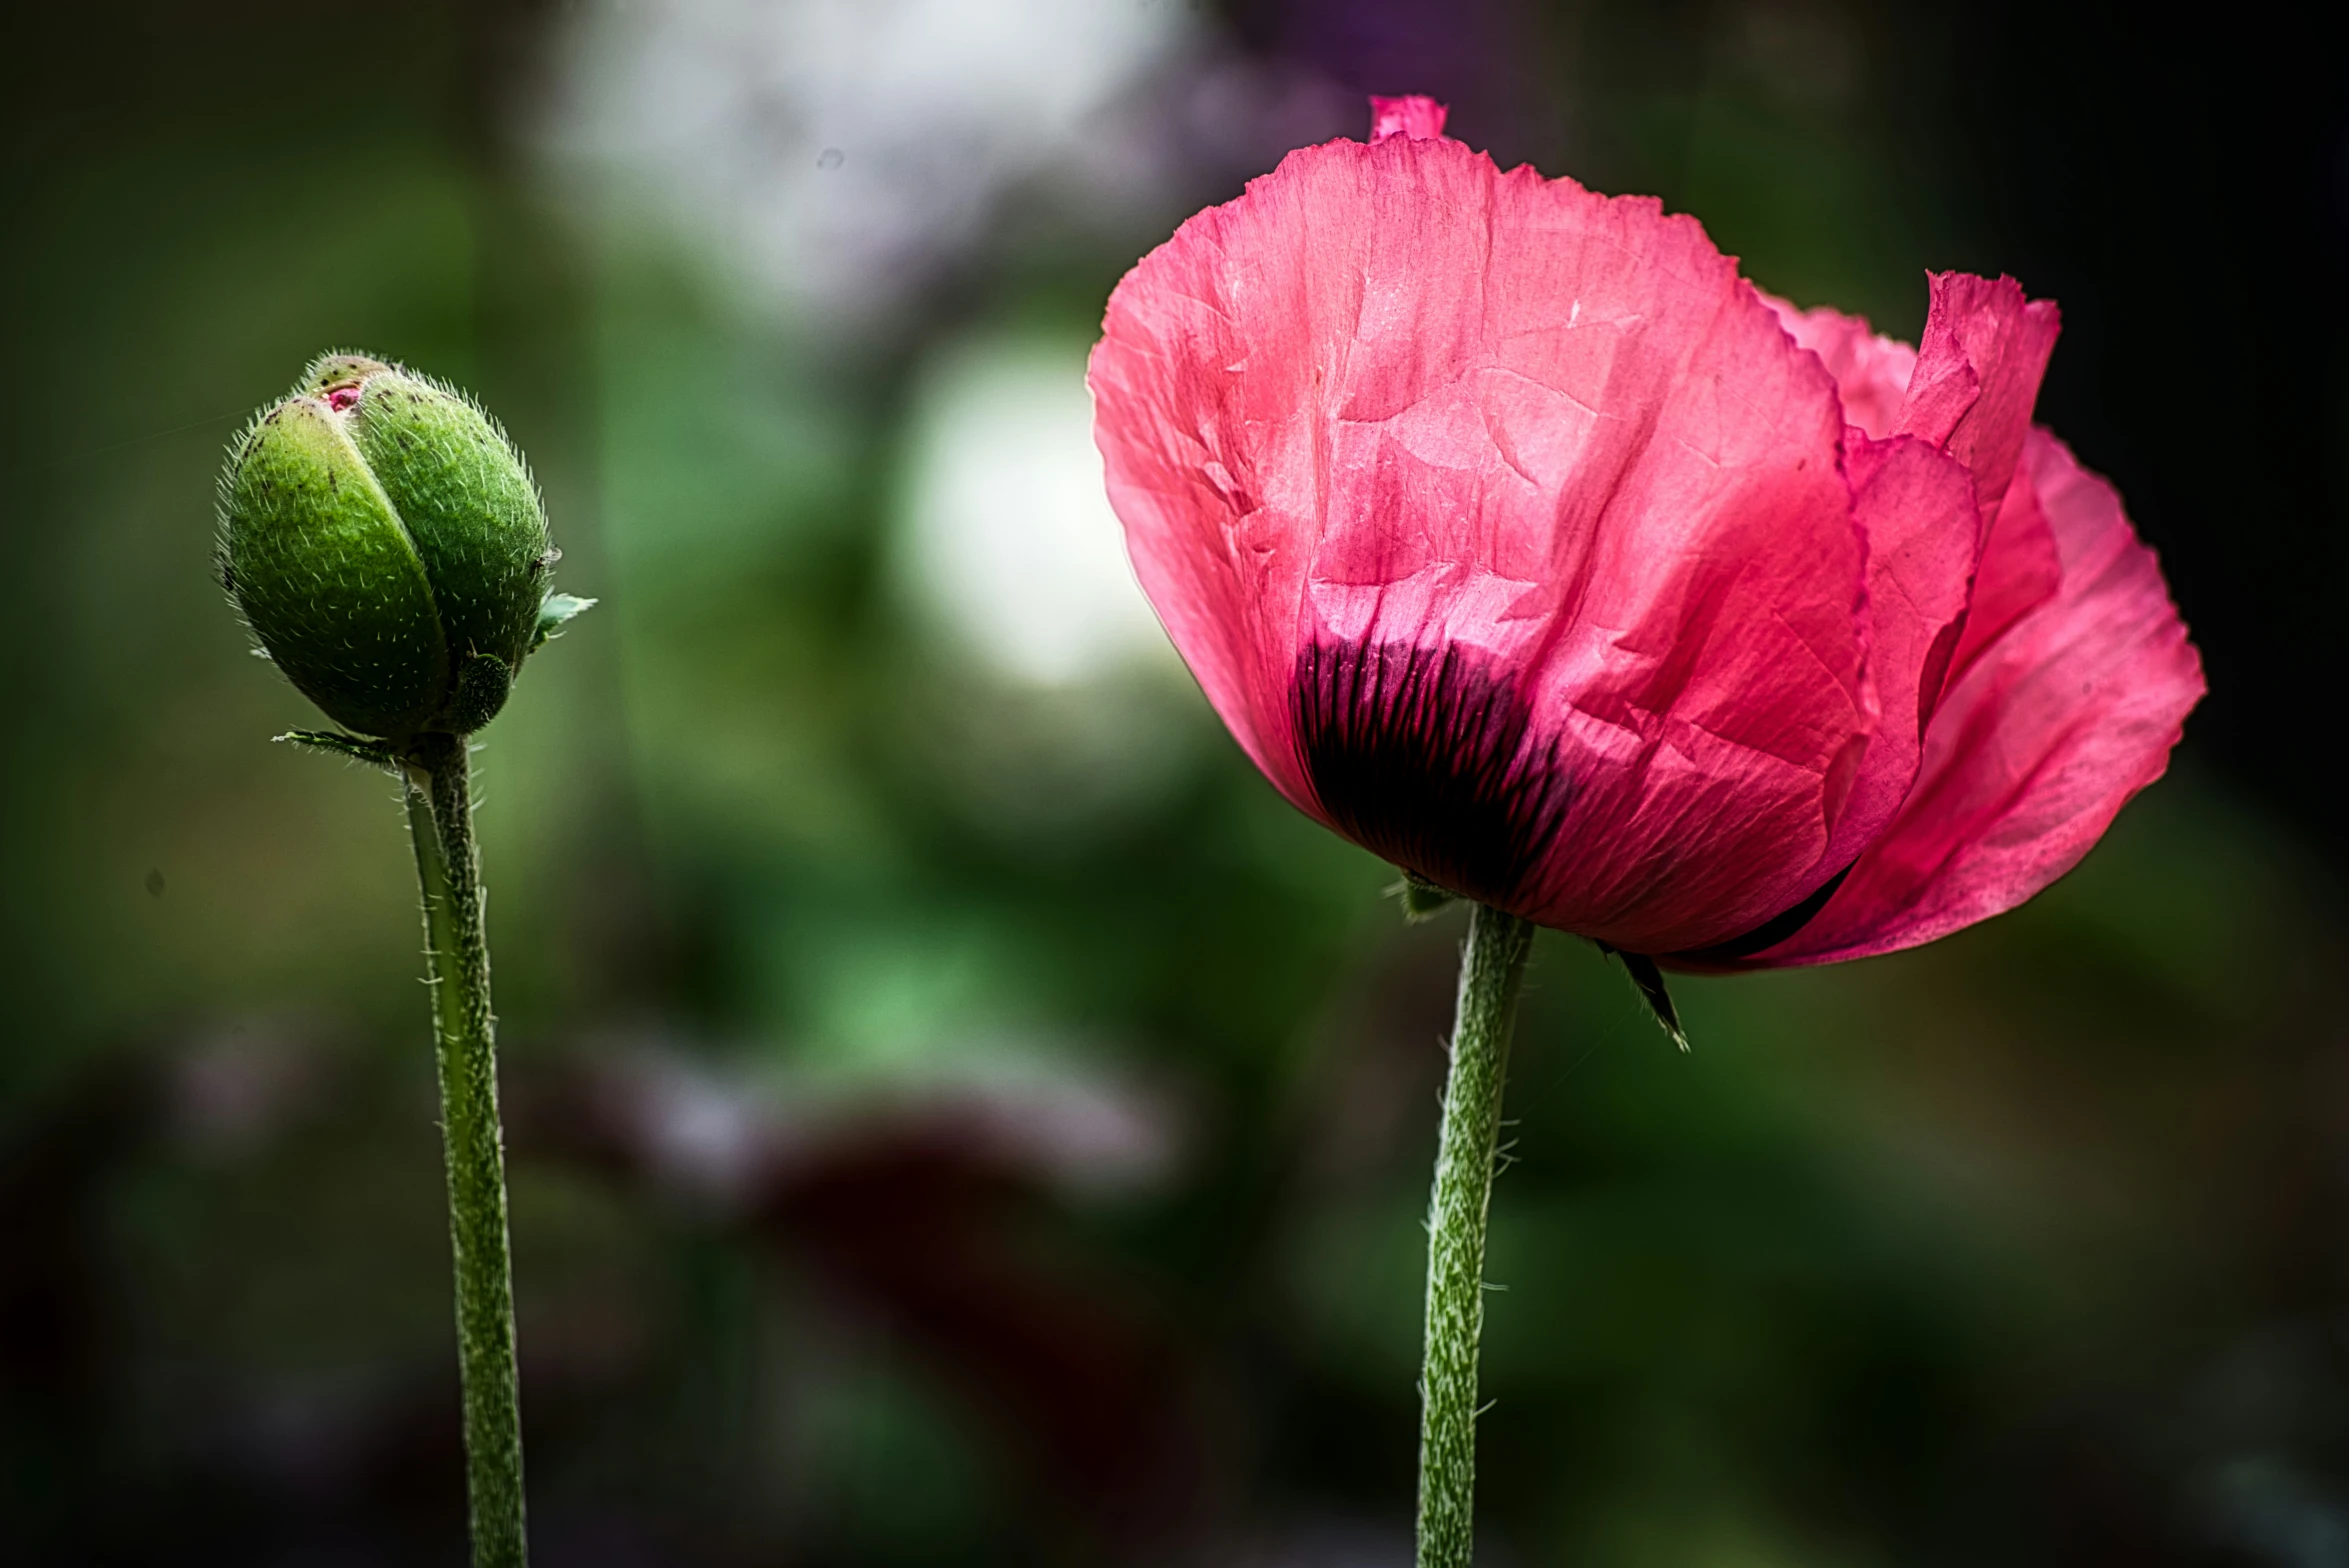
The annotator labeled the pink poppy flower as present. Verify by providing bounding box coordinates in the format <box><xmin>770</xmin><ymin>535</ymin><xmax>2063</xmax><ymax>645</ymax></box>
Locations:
<box><xmin>1088</xmin><ymin>96</ymin><xmax>2202</xmax><ymax>967</ymax></box>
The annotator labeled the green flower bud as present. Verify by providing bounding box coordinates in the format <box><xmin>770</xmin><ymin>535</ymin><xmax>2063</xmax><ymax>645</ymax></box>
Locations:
<box><xmin>217</xmin><ymin>352</ymin><xmax>589</xmax><ymax>741</ymax></box>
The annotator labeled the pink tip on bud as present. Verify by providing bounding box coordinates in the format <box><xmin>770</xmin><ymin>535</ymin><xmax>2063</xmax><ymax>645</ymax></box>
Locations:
<box><xmin>324</xmin><ymin>385</ymin><xmax>361</xmax><ymax>413</ymax></box>
<box><xmin>1369</xmin><ymin>95</ymin><xmax>1448</xmax><ymax>142</ymax></box>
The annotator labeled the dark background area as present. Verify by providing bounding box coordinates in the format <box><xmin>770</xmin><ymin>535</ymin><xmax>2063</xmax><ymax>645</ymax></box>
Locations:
<box><xmin>2</xmin><ymin>1</ymin><xmax>2344</xmax><ymax>1563</ymax></box>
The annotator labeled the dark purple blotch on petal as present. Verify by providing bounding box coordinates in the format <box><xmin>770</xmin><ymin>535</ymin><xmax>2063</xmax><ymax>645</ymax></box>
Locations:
<box><xmin>1293</xmin><ymin>639</ymin><xmax>1574</xmax><ymax>910</ymax></box>
<box><xmin>1670</xmin><ymin>865</ymin><xmax>1852</xmax><ymax>965</ymax></box>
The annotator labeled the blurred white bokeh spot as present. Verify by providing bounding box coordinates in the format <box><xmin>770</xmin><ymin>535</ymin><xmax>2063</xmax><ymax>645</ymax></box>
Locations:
<box><xmin>897</xmin><ymin>333</ymin><xmax>1169</xmax><ymax>687</ymax></box>
<box><xmin>542</xmin><ymin>0</ymin><xmax>1192</xmax><ymax>327</ymax></box>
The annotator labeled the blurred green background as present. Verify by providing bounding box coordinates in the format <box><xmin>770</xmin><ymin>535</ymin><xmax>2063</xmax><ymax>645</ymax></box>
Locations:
<box><xmin>3</xmin><ymin>1</ymin><xmax>2344</xmax><ymax>1563</ymax></box>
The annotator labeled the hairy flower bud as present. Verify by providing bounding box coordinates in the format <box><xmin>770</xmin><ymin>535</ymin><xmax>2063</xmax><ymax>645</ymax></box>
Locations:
<box><xmin>218</xmin><ymin>352</ymin><xmax>589</xmax><ymax>740</ymax></box>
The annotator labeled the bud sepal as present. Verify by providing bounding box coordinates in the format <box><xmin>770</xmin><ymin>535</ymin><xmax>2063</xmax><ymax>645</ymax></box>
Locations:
<box><xmin>275</xmin><ymin>729</ymin><xmax>402</xmax><ymax>770</ymax></box>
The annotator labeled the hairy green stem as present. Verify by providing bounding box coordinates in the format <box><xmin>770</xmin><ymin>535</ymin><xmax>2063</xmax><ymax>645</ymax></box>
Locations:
<box><xmin>405</xmin><ymin>733</ymin><xmax>527</xmax><ymax>1568</ymax></box>
<box><xmin>1417</xmin><ymin>902</ymin><xmax>1535</xmax><ymax>1568</ymax></box>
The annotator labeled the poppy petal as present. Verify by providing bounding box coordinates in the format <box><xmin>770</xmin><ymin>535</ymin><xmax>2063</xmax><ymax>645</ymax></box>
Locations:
<box><xmin>1752</xmin><ymin>429</ymin><xmax>2203</xmax><ymax>963</ymax></box>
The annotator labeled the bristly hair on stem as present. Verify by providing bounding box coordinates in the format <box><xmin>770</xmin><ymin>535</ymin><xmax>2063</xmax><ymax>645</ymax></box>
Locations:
<box><xmin>404</xmin><ymin>732</ymin><xmax>528</xmax><ymax>1567</ymax></box>
<box><xmin>1416</xmin><ymin>903</ymin><xmax>1535</xmax><ymax>1568</ymax></box>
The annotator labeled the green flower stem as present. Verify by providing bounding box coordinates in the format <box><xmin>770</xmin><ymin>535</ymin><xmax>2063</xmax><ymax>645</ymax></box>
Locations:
<box><xmin>1417</xmin><ymin>902</ymin><xmax>1535</xmax><ymax>1568</ymax></box>
<box><xmin>404</xmin><ymin>733</ymin><xmax>527</xmax><ymax>1568</ymax></box>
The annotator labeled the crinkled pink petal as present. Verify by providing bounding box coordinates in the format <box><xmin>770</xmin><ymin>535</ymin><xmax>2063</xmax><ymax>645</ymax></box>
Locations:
<box><xmin>1764</xmin><ymin>295</ymin><xmax>1916</xmax><ymax>440</ymax></box>
<box><xmin>1369</xmin><ymin>95</ymin><xmax>1448</xmax><ymax>141</ymax></box>
<box><xmin>1943</xmin><ymin>445</ymin><xmax>2062</xmax><ymax>684</ymax></box>
<box><xmin>1091</xmin><ymin>129</ymin><xmax>1872</xmax><ymax>953</ymax></box>
<box><xmin>1772</xmin><ymin>276</ymin><xmax>2056</xmax><ymax>523</ymax></box>
<box><xmin>1810</xmin><ymin>432</ymin><xmax>1981</xmax><ymax>874</ymax></box>
<box><xmin>1899</xmin><ymin>273</ymin><xmax>2061</xmax><ymax>523</ymax></box>
<box><xmin>1756</xmin><ymin>280</ymin><xmax>2066</xmax><ymax>883</ymax></box>
<box><xmin>1750</xmin><ymin>428</ymin><xmax>2204</xmax><ymax>964</ymax></box>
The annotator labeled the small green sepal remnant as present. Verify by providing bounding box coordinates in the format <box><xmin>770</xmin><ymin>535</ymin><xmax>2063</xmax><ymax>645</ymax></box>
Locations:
<box><xmin>533</xmin><ymin>592</ymin><xmax>596</xmax><ymax>650</ymax></box>
<box><xmin>1392</xmin><ymin>871</ymin><xmax>1458</xmax><ymax>922</ymax></box>
<box><xmin>1603</xmin><ymin>946</ymin><xmax>1690</xmax><ymax>1051</ymax></box>
<box><xmin>274</xmin><ymin>729</ymin><xmax>401</xmax><ymax>770</ymax></box>
<box><xmin>219</xmin><ymin>351</ymin><xmax>585</xmax><ymax>743</ymax></box>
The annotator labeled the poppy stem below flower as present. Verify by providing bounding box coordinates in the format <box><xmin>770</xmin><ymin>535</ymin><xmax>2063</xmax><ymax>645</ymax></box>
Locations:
<box><xmin>405</xmin><ymin>734</ymin><xmax>528</xmax><ymax>1568</ymax></box>
<box><xmin>1417</xmin><ymin>901</ymin><xmax>1535</xmax><ymax>1568</ymax></box>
